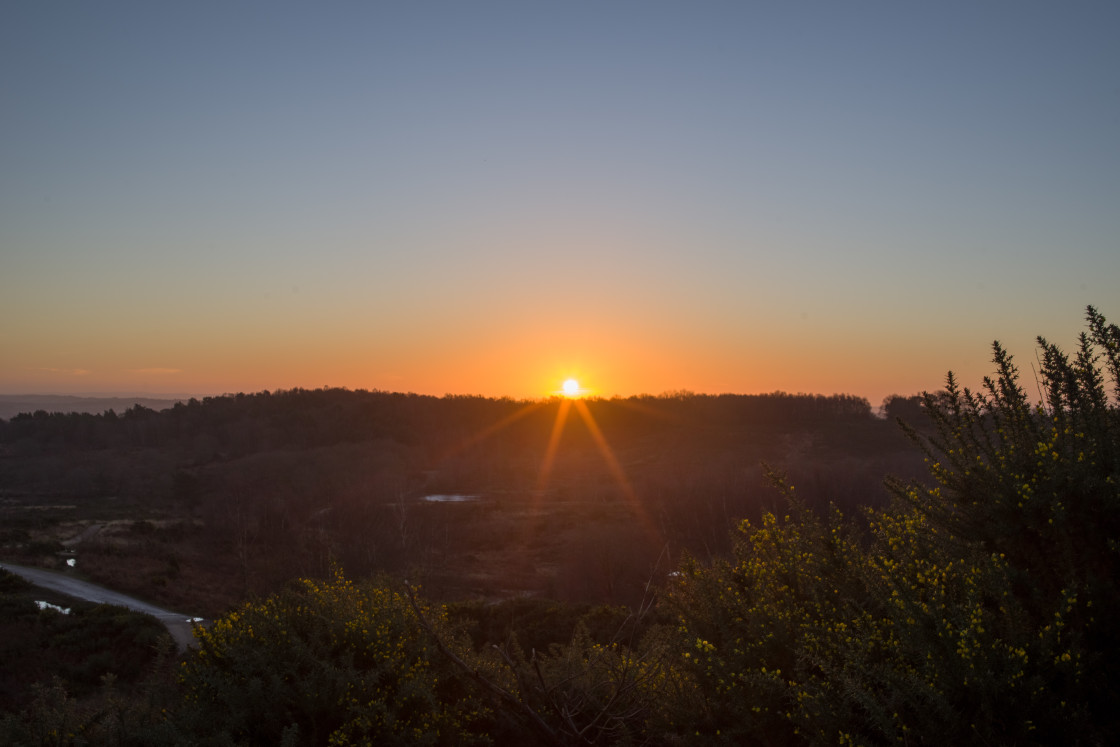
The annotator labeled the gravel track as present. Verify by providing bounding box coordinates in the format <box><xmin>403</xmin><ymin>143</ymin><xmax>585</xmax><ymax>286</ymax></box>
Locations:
<box><xmin>0</xmin><ymin>561</ymin><xmax>203</xmax><ymax>651</ymax></box>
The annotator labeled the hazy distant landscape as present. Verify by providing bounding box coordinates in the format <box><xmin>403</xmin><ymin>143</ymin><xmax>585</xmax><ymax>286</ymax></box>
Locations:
<box><xmin>0</xmin><ymin>395</ymin><xmax>187</xmax><ymax>423</ymax></box>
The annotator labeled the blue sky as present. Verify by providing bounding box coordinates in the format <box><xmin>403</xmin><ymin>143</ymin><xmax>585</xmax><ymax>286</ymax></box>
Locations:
<box><xmin>2</xmin><ymin>2</ymin><xmax>1117</xmax><ymax>402</ymax></box>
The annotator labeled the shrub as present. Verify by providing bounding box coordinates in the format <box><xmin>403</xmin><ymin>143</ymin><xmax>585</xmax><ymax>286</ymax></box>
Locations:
<box><xmin>176</xmin><ymin>569</ymin><xmax>491</xmax><ymax>745</ymax></box>
<box><xmin>670</xmin><ymin>307</ymin><xmax>1120</xmax><ymax>744</ymax></box>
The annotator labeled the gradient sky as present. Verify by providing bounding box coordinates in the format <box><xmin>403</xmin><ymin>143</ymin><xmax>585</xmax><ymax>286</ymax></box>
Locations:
<box><xmin>2</xmin><ymin>2</ymin><xmax>1117</xmax><ymax>404</ymax></box>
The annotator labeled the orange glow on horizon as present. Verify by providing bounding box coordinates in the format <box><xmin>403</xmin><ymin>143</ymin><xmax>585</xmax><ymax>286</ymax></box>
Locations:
<box><xmin>1</xmin><ymin>312</ymin><xmax>952</xmax><ymax>408</ymax></box>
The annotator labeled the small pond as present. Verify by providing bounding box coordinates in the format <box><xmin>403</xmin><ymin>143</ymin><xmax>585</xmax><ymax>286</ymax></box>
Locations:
<box><xmin>420</xmin><ymin>494</ymin><xmax>480</xmax><ymax>503</ymax></box>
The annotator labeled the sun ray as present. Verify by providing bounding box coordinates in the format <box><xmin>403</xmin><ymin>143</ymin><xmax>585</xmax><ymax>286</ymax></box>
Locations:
<box><xmin>535</xmin><ymin>398</ymin><xmax>572</xmax><ymax>499</ymax></box>
<box><xmin>573</xmin><ymin>399</ymin><xmax>661</xmax><ymax>544</ymax></box>
<box><xmin>422</xmin><ymin>388</ymin><xmax>665</xmax><ymax>600</ymax></box>
<box><xmin>438</xmin><ymin>399</ymin><xmax>546</xmax><ymax>461</ymax></box>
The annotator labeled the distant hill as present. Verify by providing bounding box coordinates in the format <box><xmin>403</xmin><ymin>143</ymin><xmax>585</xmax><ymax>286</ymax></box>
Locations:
<box><xmin>0</xmin><ymin>394</ymin><xmax>186</xmax><ymax>421</ymax></box>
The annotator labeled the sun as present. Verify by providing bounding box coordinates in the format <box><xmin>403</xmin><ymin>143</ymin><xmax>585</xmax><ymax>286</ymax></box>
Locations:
<box><xmin>561</xmin><ymin>378</ymin><xmax>581</xmax><ymax>398</ymax></box>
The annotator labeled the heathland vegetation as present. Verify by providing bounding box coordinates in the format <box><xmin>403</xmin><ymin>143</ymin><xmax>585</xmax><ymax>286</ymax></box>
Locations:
<box><xmin>1</xmin><ymin>306</ymin><xmax>1117</xmax><ymax>744</ymax></box>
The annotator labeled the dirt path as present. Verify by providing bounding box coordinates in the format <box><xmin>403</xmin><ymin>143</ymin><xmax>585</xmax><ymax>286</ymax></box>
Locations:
<box><xmin>65</xmin><ymin>522</ymin><xmax>105</xmax><ymax>545</ymax></box>
<box><xmin>0</xmin><ymin>561</ymin><xmax>203</xmax><ymax>651</ymax></box>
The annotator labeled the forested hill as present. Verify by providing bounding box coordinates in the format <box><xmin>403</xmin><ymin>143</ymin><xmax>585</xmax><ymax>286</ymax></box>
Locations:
<box><xmin>0</xmin><ymin>387</ymin><xmax>895</xmax><ymax>454</ymax></box>
<box><xmin>0</xmin><ymin>388</ymin><xmax>925</xmax><ymax>615</ymax></box>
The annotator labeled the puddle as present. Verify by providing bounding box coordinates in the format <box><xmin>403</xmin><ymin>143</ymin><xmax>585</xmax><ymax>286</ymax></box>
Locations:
<box><xmin>421</xmin><ymin>494</ymin><xmax>480</xmax><ymax>503</ymax></box>
<box><xmin>36</xmin><ymin>601</ymin><xmax>70</xmax><ymax>614</ymax></box>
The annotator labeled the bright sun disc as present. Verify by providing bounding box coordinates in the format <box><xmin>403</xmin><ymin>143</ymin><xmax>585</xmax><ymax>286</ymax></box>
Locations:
<box><xmin>561</xmin><ymin>378</ymin><xmax>581</xmax><ymax>397</ymax></box>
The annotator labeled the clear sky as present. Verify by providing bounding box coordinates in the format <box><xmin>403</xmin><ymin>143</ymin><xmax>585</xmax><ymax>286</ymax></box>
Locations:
<box><xmin>2</xmin><ymin>2</ymin><xmax>1117</xmax><ymax>404</ymax></box>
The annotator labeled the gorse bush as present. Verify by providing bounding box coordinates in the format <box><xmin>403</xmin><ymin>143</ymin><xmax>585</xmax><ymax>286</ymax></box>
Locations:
<box><xmin>886</xmin><ymin>305</ymin><xmax>1120</xmax><ymax>743</ymax></box>
<box><xmin>176</xmin><ymin>570</ymin><xmax>492</xmax><ymax>746</ymax></box>
<box><xmin>482</xmin><ymin>618</ymin><xmax>694</xmax><ymax>745</ymax></box>
<box><xmin>670</xmin><ymin>306</ymin><xmax>1120</xmax><ymax>745</ymax></box>
<box><xmin>892</xmin><ymin>307</ymin><xmax>1120</xmax><ymax>596</ymax></box>
<box><xmin>175</xmin><ymin>571</ymin><xmax>684</xmax><ymax>746</ymax></box>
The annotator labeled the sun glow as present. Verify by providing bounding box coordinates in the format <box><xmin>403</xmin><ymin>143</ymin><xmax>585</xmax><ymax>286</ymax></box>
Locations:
<box><xmin>434</xmin><ymin>380</ymin><xmax>661</xmax><ymax>567</ymax></box>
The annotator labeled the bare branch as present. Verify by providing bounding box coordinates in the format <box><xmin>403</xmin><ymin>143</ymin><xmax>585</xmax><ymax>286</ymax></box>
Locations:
<box><xmin>402</xmin><ymin>583</ymin><xmax>563</xmax><ymax>746</ymax></box>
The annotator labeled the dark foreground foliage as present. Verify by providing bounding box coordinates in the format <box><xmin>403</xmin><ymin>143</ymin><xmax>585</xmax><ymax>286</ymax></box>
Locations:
<box><xmin>0</xmin><ymin>571</ymin><xmax>177</xmax><ymax>745</ymax></box>
<box><xmin>2</xmin><ymin>307</ymin><xmax>1117</xmax><ymax>745</ymax></box>
<box><xmin>672</xmin><ymin>306</ymin><xmax>1119</xmax><ymax>745</ymax></box>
